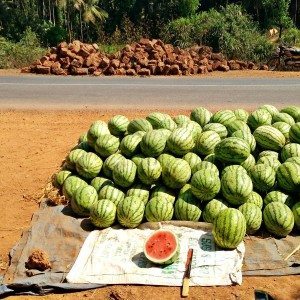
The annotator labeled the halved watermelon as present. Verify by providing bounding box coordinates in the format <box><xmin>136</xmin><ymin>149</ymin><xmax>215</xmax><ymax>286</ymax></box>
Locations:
<box><xmin>144</xmin><ymin>229</ymin><xmax>179</xmax><ymax>265</ymax></box>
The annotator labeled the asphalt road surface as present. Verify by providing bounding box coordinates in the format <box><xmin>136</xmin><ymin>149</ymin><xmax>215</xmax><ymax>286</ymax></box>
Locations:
<box><xmin>0</xmin><ymin>76</ymin><xmax>299</xmax><ymax>110</ymax></box>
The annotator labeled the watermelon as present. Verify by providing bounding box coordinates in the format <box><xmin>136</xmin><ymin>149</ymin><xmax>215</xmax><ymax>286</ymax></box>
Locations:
<box><xmin>182</xmin><ymin>152</ymin><xmax>202</xmax><ymax>174</ymax></box>
<box><xmin>272</xmin><ymin>122</ymin><xmax>291</xmax><ymax>141</ymax></box>
<box><xmin>98</xmin><ymin>184</ymin><xmax>125</xmax><ymax>206</ymax></box>
<box><xmin>249</xmin><ymin>164</ymin><xmax>276</xmax><ymax>192</ymax></box>
<box><xmin>174</xmin><ymin>184</ymin><xmax>201</xmax><ymax>221</ymax></box>
<box><xmin>113</xmin><ymin>158</ymin><xmax>136</xmax><ymax>188</ymax></box>
<box><xmin>162</xmin><ymin>158</ymin><xmax>191</xmax><ymax>189</ymax></box>
<box><xmin>127</xmin><ymin>118</ymin><xmax>153</xmax><ymax>134</ymax></box>
<box><xmin>292</xmin><ymin>202</ymin><xmax>300</xmax><ymax>230</ymax></box>
<box><xmin>203</xmin><ymin>153</ymin><xmax>218</xmax><ymax>164</ymax></box>
<box><xmin>221</xmin><ymin>165</ymin><xmax>247</xmax><ymax>177</ymax></box>
<box><xmin>259</xmin><ymin>104</ymin><xmax>279</xmax><ymax>117</ymax></box>
<box><xmin>276</xmin><ymin>162</ymin><xmax>300</xmax><ymax>192</ymax></box>
<box><xmin>167</xmin><ymin>127</ymin><xmax>195</xmax><ymax>156</ymax></box>
<box><xmin>173</xmin><ymin>114</ymin><xmax>190</xmax><ymax>126</ymax></box>
<box><xmin>240</xmin><ymin>154</ymin><xmax>256</xmax><ymax>172</ymax></box>
<box><xmin>193</xmin><ymin>161</ymin><xmax>220</xmax><ymax>177</ymax></box>
<box><xmin>78</xmin><ymin>132</ymin><xmax>88</xmax><ymax>143</ymax></box>
<box><xmin>263</xmin><ymin>202</ymin><xmax>294</xmax><ymax>237</ymax></box>
<box><xmin>157</xmin><ymin>153</ymin><xmax>176</xmax><ymax>169</ymax></box>
<box><xmin>213</xmin><ymin>208</ymin><xmax>246</xmax><ymax>249</ymax></box>
<box><xmin>90</xmin><ymin>176</ymin><xmax>113</xmax><ymax>192</ymax></box>
<box><xmin>71</xmin><ymin>185</ymin><xmax>98</xmax><ymax>216</ymax></box>
<box><xmin>280</xmin><ymin>106</ymin><xmax>300</xmax><ymax>121</ymax></box>
<box><xmin>90</xmin><ymin>199</ymin><xmax>116</xmax><ymax>228</ymax></box>
<box><xmin>150</xmin><ymin>185</ymin><xmax>176</xmax><ymax>204</ymax></box>
<box><xmin>131</xmin><ymin>154</ymin><xmax>146</xmax><ymax>166</ymax></box>
<box><xmin>62</xmin><ymin>176</ymin><xmax>88</xmax><ymax>201</ymax></box>
<box><xmin>55</xmin><ymin>170</ymin><xmax>72</xmax><ymax>187</ymax></box>
<box><xmin>234</xmin><ymin>108</ymin><xmax>249</xmax><ymax>122</ymax></box>
<box><xmin>156</xmin><ymin>128</ymin><xmax>172</xmax><ymax>139</ymax></box>
<box><xmin>215</xmin><ymin>137</ymin><xmax>250</xmax><ymax>164</ymax></box>
<box><xmin>120</xmin><ymin>134</ymin><xmax>142</xmax><ymax>157</ymax></box>
<box><xmin>145</xmin><ymin>197</ymin><xmax>174</xmax><ymax>222</ymax></box>
<box><xmin>203</xmin><ymin>123</ymin><xmax>228</xmax><ymax>139</ymax></box>
<box><xmin>195</xmin><ymin>130</ymin><xmax>221</xmax><ymax>156</ymax></box>
<box><xmin>117</xmin><ymin>196</ymin><xmax>145</xmax><ymax>228</ymax></box>
<box><xmin>238</xmin><ymin>203</ymin><xmax>262</xmax><ymax>234</ymax></box>
<box><xmin>179</xmin><ymin>121</ymin><xmax>202</xmax><ymax>141</ymax></box>
<box><xmin>94</xmin><ymin>134</ymin><xmax>120</xmax><ymax>158</ymax></box>
<box><xmin>281</xmin><ymin>143</ymin><xmax>300</xmax><ymax>162</ymax></box>
<box><xmin>65</xmin><ymin>149</ymin><xmax>86</xmax><ymax>170</ymax></box>
<box><xmin>76</xmin><ymin>152</ymin><xmax>103</xmax><ymax>179</ymax></box>
<box><xmin>140</xmin><ymin>130</ymin><xmax>167</xmax><ymax>157</ymax></box>
<box><xmin>126</xmin><ymin>183</ymin><xmax>150</xmax><ymax>205</ymax></box>
<box><xmin>74</xmin><ymin>141</ymin><xmax>91</xmax><ymax>151</ymax></box>
<box><xmin>159</xmin><ymin>118</ymin><xmax>178</xmax><ymax>131</ymax></box>
<box><xmin>257</xmin><ymin>156</ymin><xmax>281</xmax><ymax>171</ymax></box>
<box><xmin>190</xmin><ymin>107</ymin><xmax>212</xmax><ymax>127</ymax></box>
<box><xmin>289</xmin><ymin>122</ymin><xmax>300</xmax><ymax>143</ymax></box>
<box><xmin>190</xmin><ymin>169</ymin><xmax>221</xmax><ymax>201</ymax></box>
<box><xmin>245</xmin><ymin>191</ymin><xmax>263</xmax><ymax>209</ymax></box>
<box><xmin>253</xmin><ymin>125</ymin><xmax>285</xmax><ymax>151</ymax></box>
<box><xmin>144</xmin><ymin>229</ymin><xmax>179</xmax><ymax>265</ymax></box>
<box><xmin>211</xmin><ymin>110</ymin><xmax>236</xmax><ymax>126</ymax></box>
<box><xmin>272</xmin><ymin>112</ymin><xmax>295</xmax><ymax>126</ymax></box>
<box><xmin>87</xmin><ymin>120</ymin><xmax>110</xmax><ymax>147</ymax></box>
<box><xmin>137</xmin><ymin>158</ymin><xmax>162</xmax><ymax>185</ymax></box>
<box><xmin>247</xmin><ymin>109</ymin><xmax>272</xmax><ymax>130</ymax></box>
<box><xmin>133</xmin><ymin>131</ymin><xmax>146</xmax><ymax>138</ymax></box>
<box><xmin>232</xmin><ymin>130</ymin><xmax>256</xmax><ymax>152</ymax></box>
<box><xmin>202</xmin><ymin>199</ymin><xmax>228</xmax><ymax>223</ymax></box>
<box><xmin>258</xmin><ymin>150</ymin><xmax>279</xmax><ymax>160</ymax></box>
<box><xmin>286</xmin><ymin>157</ymin><xmax>300</xmax><ymax>165</ymax></box>
<box><xmin>264</xmin><ymin>191</ymin><xmax>294</xmax><ymax>207</ymax></box>
<box><xmin>146</xmin><ymin>112</ymin><xmax>170</xmax><ymax>128</ymax></box>
<box><xmin>102</xmin><ymin>153</ymin><xmax>125</xmax><ymax>178</ymax></box>
<box><xmin>226</xmin><ymin>120</ymin><xmax>250</xmax><ymax>136</ymax></box>
<box><xmin>108</xmin><ymin>115</ymin><xmax>129</xmax><ymax>136</ymax></box>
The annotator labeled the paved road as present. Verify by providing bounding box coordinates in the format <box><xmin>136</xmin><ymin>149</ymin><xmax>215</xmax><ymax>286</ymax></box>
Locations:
<box><xmin>0</xmin><ymin>76</ymin><xmax>299</xmax><ymax>110</ymax></box>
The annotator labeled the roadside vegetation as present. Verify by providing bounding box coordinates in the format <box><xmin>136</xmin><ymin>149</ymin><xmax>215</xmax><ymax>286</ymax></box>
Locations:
<box><xmin>0</xmin><ymin>0</ymin><xmax>299</xmax><ymax>68</ymax></box>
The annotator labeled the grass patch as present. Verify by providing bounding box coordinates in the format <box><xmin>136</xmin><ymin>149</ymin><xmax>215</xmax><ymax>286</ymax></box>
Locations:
<box><xmin>99</xmin><ymin>44</ymin><xmax>125</xmax><ymax>54</ymax></box>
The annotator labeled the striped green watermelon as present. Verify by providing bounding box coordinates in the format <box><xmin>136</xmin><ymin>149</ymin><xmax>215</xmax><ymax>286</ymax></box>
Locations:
<box><xmin>280</xmin><ymin>106</ymin><xmax>300</xmax><ymax>121</ymax></box>
<box><xmin>286</xmin><ymin>157</ymin><xmax>300</xmax><ymax>165</ymax></box>
<box><xmin>264</xmin><ymin>191</ymin><xmax>294</xmax><ymax>207</ymax></box>
<box><xmin>276</xmin><ymin>162</ymin><xmax>300</xmax><ymax>192</ymax></box>
<box><xmin>232</xmin><ymin>130</ymin><xmax>256</xmax><ymax>152</ymax></box>
<box><xmin>117</xmin><ymin>196</ymin><xmax>145</xmax><ymax>228</ymax></box>
<box><xmin>253</xmin><ymin>125</ymin><xmax>285</xmax><ymax>151</ymax></box>
<box><xmin>126</xmin><ymin>183</ymin><xmax>150</xmax><ymax>205</ymax></box>
<box><xmin>263</xmin><ymin>202</ymin><xmax>294</xmax><ymax>237</ymax></box>
<box><xmin>174</xmin><ymin>185</ymin><xmax>201</xmax><ymax>221</ymax></box>
<box><xmin>74</xmin><ymin>141</ymin><xmax>91</xmax><ymax>152</ymax></box>
<box><xmin>55</xmin><ymin>170</ymin><xmax>72</xmax><ymax>187</ymax></box>
<box><xmin>213</xmin><ymin>208</ymin><xmax>246</xmax><ymax>249</ymax></box>
<box><xmin>234</xmin><ymin>108</ymin><xmax>249</xmax><ymax>122</ymax></box>
<box><xmin>112</xmin><ymin>158</ymin><xmax>136</xmax><ymax>188</ymax></box>
<box><xmin>221</xmin><ymin>170</ymin><xmax>253</xmax><ymax>206</ymax></box>
<box><xmin>145</xmin><ymin>197</ymin><xmax>174</xmax><ymax>222</ymax></box>
<box><xmin>195</xmin><ymin>130</ymin><xmax>221</xmax><ymax>156</ymax></box>
<box><xmin>131</xmin><ymin>154</ymin><xmax>146</xmax><ymax>166</ymax></box>
<box><xmin>179</xmin><ymin>121</ymin><xmax>202</xmax><ymax>141</ymax></box>
<box><xmin>90</xmin><ymin>176</ymin><xmax>113</xmax><ymax>193</ymax></box>
<box><xmin>120</xmin><ymin>134</ymin><xmax>142</xmax><ymax>157</ymax></box>
<box><xmin>289</xmin><ymin>122</ymin><xmax>300</xmax><ymax>143</ymax></box>
<box><xmin>249</xmin><ymin>164</ymin><xmax>276</xmax><ymax>192</ymax></box>
<box><xmin>157</xmin><ymin>153</ymin><xmax>176</xmax><ymax>169</ymax></box>
<box><xmin>214</xmin><ymin>137</ymin><xmax>250</xmax><ymax>164</ymax></box>
<box><xmin>133</xmin><ymin>131</ymin><xmax>146</xmax><ymax>138</ymax></box>
<box><xmin>62</xmin><ymin>176</ymin><xmax>88</xmax><ymax>200</ymax></box>
<box><xmin>137</xmin><ymin>158</ymin><xmax>162</xmax><ymax>185</ymax></box>
<box><xmin>173</xmin><ymin>114</ymin><xmax>191</xmax><ymax>126</ymax></box>
<box><xmin>127</xmin><ymin>118</ymin><xmax>153</xmax><ymax>134</ymax></box>
<box><xmin>292</xmin><ymin>202</ymin><xmax>300</xmax><ymax>230</ymax></box>
<box><xmin>193</xmin><ymin>161</ymin><xmax>220</xmax><ymax>177</ymax></box>
<box><xmin>140</xmin><ymin>130</ymin><xmax>167</xmax><ymax>157</ymax></box>
<box><xmin>258</xmin><ymin>150</ymin><xmax>279</xmax><ymax>160</ymax></box>
<box><xmin>191</xmin><ymin>169</ymin><xmax>221</xmax><ymax>201</ymax></box>
<box><xmin>98</xmin><ymin>184</ymin><xmax>125</xmax><ymax>206</ymax></box>
<box><xmin>221</xmin><ymin>165</ymin><xmax>247</xmax><ymax>177</ymax></box>
<box><xmin>76</xmin><ymin>152</ymin><xmax>103</xmax><ymax>179</ymax></box>
<box><xmin>167</xmin><ymin>127</ymin><xmax>195</xmax><ymax>156</ymax></box>
<box><xmin>240</xmin><ymin>154</ymin><xmax>256</xmax><ymax>172</ymax></box>
<box><xmin>78</xmin><ymin>132</ymin><xmax>88</xmax><ymax>143</ymax></box>
<box><xmin>259</xmin><ymin>104</ymin><xmax>279</xmax><ymax>117</ymax></box>
<box><xmin>202</xmin><ymin>199</ymin><xmax>228</xmax><ymax>223</ymax></box>
<box><xmin>87</xmin><ymin>120</ymin><xmax>110</xmax><ymax>147</ymax></box>
<box><xmin>102</xmin><ymin>153</ymin><xmax>125</xmax><ymax>178</ymax></box>
<box><xmin>162</xmin><ymin>158</ymin><xmax>191</xmax><ymax>189</ymax></box>
<box><xmin>203</xmin><ymin>153</ymin><xmax>218</xmax><ymax>164</ymax></box>
<box><xmin>159</xmin><ymin>118</ymin><xmax>178</xmax><ymax>131</ymax></box>
<box><xmin>281</xmin><ymin>143</ymin><xmax>300</xmax><ymax>162</ymax></box>
<box><xmin>156</xmin><ymin>128</ymin><xmax>172</xmax><ymax>139</ymax></box>
<box><xmin>108</xmin><ymin>115</ymin><xmax>129</xmax><ymax>136</ymax></box>
<box><xmin>211</xmin><ymin>110</ymin><xmax>236</xmax><ymax>126</ymax></box>
<box><xmin>94</xmin><ymin>134</ymin><xmax>120</xmax><ymax>158</ymax></box>
<box><xmin>257</xmin><ymin>156</ymin><xmax>281</xmax><ymax>171</ymax></box>
<box><xmin>238</xmin><ymin>203</ymin><xmax>262</xmax><ymax>234</ymax></box>
<box><xmin>226</xmin><ymin>120</ymin><xmax>250</xmax><ymax>136</ymax></box>
<box><xmin>146</xmin><ymin>112</ymin><xmax>170</xmax><ymax>129</ymax></box>
<box><xmin>203</xmin><ymin>123</ymin><xmax>228</xmax><ymax>139</ymax></box>
<box><xmin>182</xmin><ymin>152</ymin><xmax>202</xmax><ymax>174</ymax></box>
<box><xmin>190</xmin><ymin>107</ymin><xmax>212</xmax><ymax>127</ymax></box>
<box><xmin>71</xmin><ymin>185</ymin><xmax>98</xmax><ymax>216</ymax></box>
<box><xmin>150</xmin><ymin>185</ymin><xmax>176</xmax><ymax>204</ymax></box>
<box><xmin>90</xmin><ymin>199</ymin><xmax>116</xmax><ymax>228</ymax></box>
<box><xmin>65</xmin><ymin>149</ymin><xmax>86</xmax><ymax>170</ymax></box>
<box><xmin>272</xmin><ymin>122</ymin><xmax>291</xmax><ymax>141</ymax></box>
<box><xmin>245</xmin><ymin>191</ymin><xmax>263</xmax><ymax>209</ymax></box>
<box><xmin>272</xmin><ymin>112</ymin><xmax>295</xmax><ymax>126</ymax></box>
<box><xmin>247</xmin><ymin>109</ymin><xmax>272</xmax><ymax>130</ymax></box>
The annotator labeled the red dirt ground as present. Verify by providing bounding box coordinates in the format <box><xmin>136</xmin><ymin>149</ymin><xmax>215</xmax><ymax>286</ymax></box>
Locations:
<box><xmin>0</xmin><ymin>109</ymin><xmax>299</xmax><ymax>300</ymax></box>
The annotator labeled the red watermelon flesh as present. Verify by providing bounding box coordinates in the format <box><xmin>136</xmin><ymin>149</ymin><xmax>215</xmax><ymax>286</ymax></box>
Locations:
<box><xmin>144</xmin><ymin>229</ymin><xmax>179</xmax><ymax>265</ymax></box>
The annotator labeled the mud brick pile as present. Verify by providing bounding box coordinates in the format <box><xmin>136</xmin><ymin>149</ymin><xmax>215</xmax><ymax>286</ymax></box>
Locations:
<box><xmin>23</xmin><ymin>38</ymin><xmax>257</xmax><ymax>76</ymax></box>
<box><xmin>283</xmin><ymin>47</ymin><xmax>300</xmax><ymax>70</ymax></box>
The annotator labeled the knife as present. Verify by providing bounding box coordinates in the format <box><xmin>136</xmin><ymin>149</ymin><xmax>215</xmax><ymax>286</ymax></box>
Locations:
<box><xmin>182</xmin><ymin>248</ymin><xmax>194</xmax><ymax>298</ymax></box>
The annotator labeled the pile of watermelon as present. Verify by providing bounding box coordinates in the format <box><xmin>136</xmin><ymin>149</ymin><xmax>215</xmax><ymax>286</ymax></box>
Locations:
<box><xmin>56</xmin><ymin>105</ymin><xmax>300</xmax><ymax>249</ymax></box>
